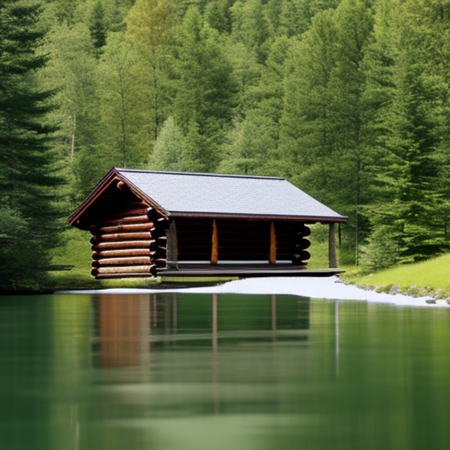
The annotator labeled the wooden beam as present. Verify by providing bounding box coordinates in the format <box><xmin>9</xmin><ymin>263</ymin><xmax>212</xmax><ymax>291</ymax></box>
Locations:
<box><xmin>93</xmin><ymin>249</ymin><xmax>153</xmax><ymax>259</ymax></box>
<box><xmin>92</xmin><ymin>240</ymin><xmax>154</xmax><ymax>250</ymax></box>
<box><xmin>211</xmin><ymin>219</ymin><xmax>218</xmax><ymax>265</ymax></box>
<box><xmin>167</xmin><ymin>220</ymin><xmax>178</xmax><ymax>270</ymax></box>
<box><xmin>92</xmin><ymin>256</ymin><xmax>152</xmax><ymax>267</ymax></box>
<box><xmin>270</xmin><ymin>222</ymin><xmax>277</xmax><ymax>264</ymax></box>
<box><xmin>91</xmin><ymin>231</ymin><xmax>153</xmax><ymax>242</ymax></box>
<box><xmin>94</xmin><ymin>222</ymin><xmax>154</xmax><ymax>234</ymax></box>
<box><xmin>329</xmin><ymin>223</ymin><xmax>337</xmax><ymax>268</ymax></box>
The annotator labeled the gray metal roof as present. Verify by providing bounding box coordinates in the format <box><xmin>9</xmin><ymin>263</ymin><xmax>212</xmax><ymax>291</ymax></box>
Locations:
<box><xmin>117</xmin><ymin>169</ymin><xmax>346</xmax><ymax>221</ymax></box>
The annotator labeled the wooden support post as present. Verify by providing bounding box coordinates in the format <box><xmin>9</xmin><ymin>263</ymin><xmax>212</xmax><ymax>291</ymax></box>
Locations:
<box><xmin>211</xmin><ymin>219</ymin><xmax>218</xmax><ymax>265</ymax></box>
<box><xmin>329</xmin><ymin>223</ymin><xmax>337</xmax><ymax>268</ymax></box>
<box><xmin>270</xmin><ymin>222</ymin><xmax>277</xmax><ymax>265</ymax></box>
<box><xmin>167</xmin><ymin>220</ymin><xmax>178</xmax><ymax>270</ymax></box>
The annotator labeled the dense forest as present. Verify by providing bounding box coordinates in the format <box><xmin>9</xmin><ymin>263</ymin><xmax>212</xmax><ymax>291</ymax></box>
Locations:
<box><xmin>2</xmin><ymin>0</ymin><xmax>450</xmax><ymax>290</ymax></box>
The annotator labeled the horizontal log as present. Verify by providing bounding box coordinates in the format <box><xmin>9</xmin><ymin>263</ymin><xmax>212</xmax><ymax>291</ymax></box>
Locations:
<box><xmin>295</xmin><ymin>239</ymin><xmax>311</xmax><ymax>250</ymax></box>
<box><xmin>217</xmin><ymin>243</ymin><xmax>270</xmax><ymax>249</ymax></box>
<box><xmin>178</xmin><ymin>251</ymin><xmax>211</xmax><ymax>257</ymax></box>
<box><xmin>92</xmin><ymin>265</ymin><xmax>155</xmax><ymax>275</ymax></box>
<box><xmin>94</xmin><ymin>273</ymin><xmax>156</xmax><ymax>279</ymax></box>
<box><xmin>93</xmin><ymin>215</ymin><xmax>151</xmax><ymax>229</ymax></box>
<box><xmin>296</xmin><ymin>227</ymin><xmax>311</xmax><ymax>237</ymax></box>
<box><xmin>97</xmin><ymin>214</ymin><xmax>150</xmax><ymax>226</ymax></box>
<box><xmin>217</xmin><ymin>257</ymin><xmax>271</xmax><ymax>262</ymax></box>
<box><xmin>85</xmin><ymin>207</ymin><xmax>149</xmax><ymax>222</ymax></box>
<box><xmin>276</xmin><ymin>254</ymin><xmax>293</xmax><ymax>260</ymax></box>
<box><xmin>276</xmin><ymin>237</ymin><xmax>295</xmax><ymax>243</ymax></box>
<box><xmin>92</xmin><ymin>256</ymin><xmax>152</xmax><ymax>267</ymax></box>
<box><xmin>293</xmin><ymin>251</ymin><xmax>311</xmax><ymax>262</ymax></box>
<box><xmin>177</xmin><ymin>231</ymin><xmax>212</xmax><ymax>238</ymax></box>
<box><xmin>216</xmin><ymin>229</ymin><xmax>269</xmax><ymax>236</ymax></box>
<box><xmin>91</xmin><ymin>232</ymin><xmax>152</xmax><ymax>243</ymax></box>
<box><xmin>216</xmin><ymin>221</ymin><xmax>270</xmax><ymax>228</ymax></box>
<box><xmin>177</xmin><ymin>244</ymin><xmax>212</xmax><ymax>249</ymax></box>
<box><xmin>92</xmin><ymin>240</ymin><xmax>154</xmax><ymax>250</ymax></box>
<box><xmin>177</xmin><ymin>250</ymin><xmax>211</xmax><ymax>256</ymax></box>
<box><xmin>92</xmin><ymin>249</ymin><xmax>153</xmax><ymax>260</ymax></box>
<box><xmin>95</xmin><ymin>222</ymin><xmax>154</xmax><ymax>234</ymax></box>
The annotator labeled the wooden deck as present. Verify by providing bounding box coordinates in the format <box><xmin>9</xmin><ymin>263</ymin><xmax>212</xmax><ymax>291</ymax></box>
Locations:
<box><xmin>157</xmin><ymin>263</ymin><xmax>344</xmax><ymax>278</ymax></box>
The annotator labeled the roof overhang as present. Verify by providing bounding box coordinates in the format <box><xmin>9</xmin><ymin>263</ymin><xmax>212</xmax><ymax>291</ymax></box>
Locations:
<box><xmin>171</xmin><ymin>211</ymin><xmax>348</xmax><ymax>223</ymax></box>
<box><xmin>68</xmin><ymin>168</ymin><xmax>349</xmax><ymax>226</ymax></box>
<box><xmin>67</xmin><ymin>168</ymin><xmax>169</xmax><ymax>225</ymax></box>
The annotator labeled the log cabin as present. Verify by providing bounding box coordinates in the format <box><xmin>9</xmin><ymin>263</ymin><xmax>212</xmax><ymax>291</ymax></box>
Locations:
<box><xmin>68</xmin><ymin>168</ymin><xmax>348</xmax><ymax>279</ymax></box>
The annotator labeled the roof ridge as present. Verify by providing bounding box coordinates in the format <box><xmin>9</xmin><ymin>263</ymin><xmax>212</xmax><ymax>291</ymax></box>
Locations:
<box><xmin>115</xmin><ymin>168</ymin><xmax>285</xmax><ymax>181</ymax></box>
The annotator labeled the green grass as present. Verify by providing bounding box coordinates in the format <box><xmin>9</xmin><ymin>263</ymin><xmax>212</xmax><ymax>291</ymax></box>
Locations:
<box><xmin>47</xmin><ymin>229</ymin><xmax>238</xmax><ymax>291</ymax></box>
<box><xmin>46</xmin><ymin>227</ymin><xmax>161</xmax><ymax>291</ymax></box>
<box><xmin>340</xmin><ymin>253</ymin><xmax>450</xmax><ymax>297</ymax></box>
<box><xmin>49</xmin><ymin>225</ymin><xmax>450</xmax><ymax>296</ymax></box>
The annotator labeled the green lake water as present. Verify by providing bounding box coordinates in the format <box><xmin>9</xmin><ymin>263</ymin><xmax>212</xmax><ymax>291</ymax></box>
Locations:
<box><xmin>1</xmin><ymin>293</ymin><xmax>450</xmax><ymax>450</ymax></box>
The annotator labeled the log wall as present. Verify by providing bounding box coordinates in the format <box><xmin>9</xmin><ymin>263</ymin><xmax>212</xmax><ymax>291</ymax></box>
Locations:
<box><xmin>274</xmin><ymin>222</ymin><xmax>311</xmax><ymax>265</ymax></box>
<box><xmin>176</xmin><ymin>218</ymin><xmax>213</xmax><ymax>261</ymax></box>
<box><xmin>175</xmin><ymin>218</ymin><xmax>311</xmax><ymax>264</ymax></box>
<box><xmin>87</xmin><ymin>180</ymin><xmax>170</xmax><ymax>278</ymax></box>
<box><xmin>84</xmin><ymin>176</ymin><xmax>312</xmax><ymax>275</ymax></box>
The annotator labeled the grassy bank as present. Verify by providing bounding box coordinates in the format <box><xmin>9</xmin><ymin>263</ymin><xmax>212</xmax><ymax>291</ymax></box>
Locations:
<box><xmin>46</xmin><ymin>228</ymin><xmax>238</xmax><ymax>292</ymax></box>
<box><xmin>46</xmin><ymin>227</ymin><xmax>161</xmax><ymax>291</ymax></box>
<box><xmin>341</xmin><ymin>253</ymin><xmax>450</xmax><ymax>298</ymax></box>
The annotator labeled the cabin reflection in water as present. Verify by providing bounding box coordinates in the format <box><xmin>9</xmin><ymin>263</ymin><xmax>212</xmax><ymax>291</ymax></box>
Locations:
<box><xmin>90</xmin><ymin>294</ymin><xmax>310</xmax><ymax>368</ymax></box>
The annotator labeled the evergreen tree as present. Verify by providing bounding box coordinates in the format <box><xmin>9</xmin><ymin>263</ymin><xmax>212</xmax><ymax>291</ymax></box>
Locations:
<box><xmin>220</xmin><ymin>37</ymin><xmax>291</xmax><ymax>176</ymax></box>
<box><xmin>362</xmin><ymin>0</ymin><xmax>450</xmax><ymax>265</ymax></box>
<box><xmin>204</xmin><ymin>0</ymin><xmax>235</xmax><ymax>34</ymax></box>
<box><xmin>125</xmin><ymin>0</ymin><xmax>175</xmax><ymax>141</ymax></box>
<box><xmin>151</xmin><ymin>116</ymin><xmax>185</xmax><ymax>171</ymax></box>
<box><xmin>170</xmin><ymin>6</ymin><xmax>236</xmax><ymax>170</ymax></box>
<box><xmin>279</xmin><ymin>0</ymin><xmax>374</xmax><ymax>264</ymax></box>
<box><xmin>230</xmin><ymin>0</ymin><xmax>272</xmax><ymax>63</ymax></box>
<box><xmin>97</xmin><ymin>32</ymin><xmax>155</xmax><ymax>169</ymax></box>
<box><xmin>39</xmin><ymin>21</ymin><xmax>102</xmax><ymax>199</ymax></box>
<box><xmin>89</xmin><ymin>0</ymin><xmax>108</xmax><ymax>52</ymax></box>
<box><xmin>0</xmin><ymin>0</ymin><xmax>62</xmax><ymax>291</ymax></box>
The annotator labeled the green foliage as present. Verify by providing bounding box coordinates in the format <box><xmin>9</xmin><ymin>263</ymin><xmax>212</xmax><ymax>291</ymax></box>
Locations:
<box><xmin>359</xmin><ymin>225</ymin><xmax>402</xmax><ymax>272</ymax></box>
<box><xmin>97</xmin><ymin>32</ymin><xmax>155</xmax><ymax>169</ymax></box>
<box><xmin>280</xmin><ymin>0</ymin><xmax>374</xmax><ymax>263</ymax></box>
<box><xmin>361</xmin><ymin>0</ymin><xmax>450</xmax><ymax>263</ymax></box>
<box><xmin>6</xmin><ymin>0</ymin><xmax>450</xmax><ymax>290</ymax></box>
<box><xmin>0</xmin><ymin>0</ymin><xmax>63</xmax><ymax>291</ymax></box>
<box><xmin>89</xmin><ymin>1</ymin><xmax>107</xmax><ymax>51</ymax></box>
<box><xmin>172</xmin><ymin>7</ymin><xmax>237</xmax><ymax>141</ymax></box>
<box><xmin>151</xmin><ymin>116</ymin><xmax>185</xmax><ymax>170</ymax></box>
<box><xmin>344</xmin><ymin>252</ymin><xmax>450</xmax><ymax>292</ymax></box>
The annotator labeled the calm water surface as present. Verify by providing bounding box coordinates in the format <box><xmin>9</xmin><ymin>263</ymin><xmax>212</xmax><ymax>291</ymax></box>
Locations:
<box><xmin>1</xmin><ymin>293</ymin><xmax>450</xmax><ymax>450</ymax></box>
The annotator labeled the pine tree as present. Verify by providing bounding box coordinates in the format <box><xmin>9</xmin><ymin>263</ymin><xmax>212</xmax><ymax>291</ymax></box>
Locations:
<box><xmin>125</xmin><ymin>0</ymin><xmax>175</xmax><ymax>141</ymax></box>
<box><xmin>170</xmin><ymin>6</ymin><xmax>236</xmax><ymax>170</ymax></box>
<box><xmin>0</xmin><ymin>0</ymin><xmax>62</xmax><ymax>291</ymax></box>
<box><xmin>39</xmin><ymin>21</ymin><xmax>102</xmax><ymax>200</ymax></box>
<box><xmin>279</xmin><ymin>0</ymin><xmax>374</xmax><ymax>264</ymax></box>
<box><xmin>151</xmin><ymin>116</ymin><xmax>185</xmax><ymax>171</ymax></box>
<box><xmin>97</xmin><ymin>32</ymin><xmax>155</xmax><ymax>169</ymax></box>
<box><xmin>362</xmin><ymin>0</ymin><xmax>450</xmax><ymax>265</ymax></box>
<box><xmin>89</xmin><ymin>0</ymin><xmax>108</xmax><ymax>52</ymax></box>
